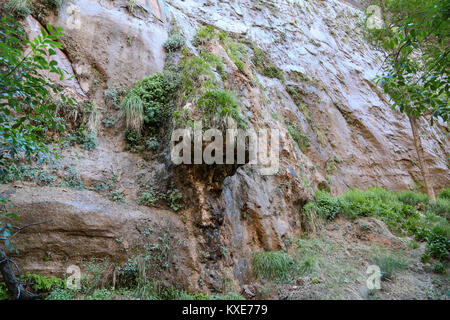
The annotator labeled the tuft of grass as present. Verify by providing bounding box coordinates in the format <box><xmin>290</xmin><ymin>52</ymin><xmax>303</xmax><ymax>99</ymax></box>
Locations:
<box><xmin>432</xmin><ymin>263</ymin><xmax>446</xmax><ymax>274</ymax></box>
<box><xmin>437</xmin><ymin>188</ymin><xmax>450</xmax><ymax>200</ymax></box>
<box><xmin>372</xmin><ymin>254</ymin><xmax>408</xmax><ymax>281</ymax></box>
<box><xmin>212</xmin><ymin>292</ymin><xmax>245</xmax><ymax>300</ymax></box>
<box><xmin>120</xmin><ymin>94</ymin><xmax>144</xmax><ymax>132</ymax></box>
<box><xmin>252</xmin><ymin>251</ymin><xmax>295</xmax><ymax>282</ymax></box>
<box><xmin>408</xmin><ymin>240</ymin><xmax>420</xmax><ymax>249</ymax></box>
<box><xmin>396</xmin><ymin>190</ymin><xmax>428</xmax><ymax>207</ymax></box>
<box><xmin>5</xmin><ymin>0</ymin><xmax>31</xmax><ymax>18</ymax></box>
<box><xmin>427</xmin><ymin>198</ymin><xmax>450</xmax><ymax>220</ymax></box>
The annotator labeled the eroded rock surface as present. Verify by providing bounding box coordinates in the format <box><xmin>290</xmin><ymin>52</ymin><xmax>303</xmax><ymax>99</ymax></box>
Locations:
<box><xmin>2</xmin><ymin>0</ymin><xmax>448</xmax><ymax>293</ymax></box>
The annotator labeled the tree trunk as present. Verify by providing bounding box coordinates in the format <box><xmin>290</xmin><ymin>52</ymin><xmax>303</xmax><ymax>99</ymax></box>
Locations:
<box><xmin>408</xmin><ymin>115</ymin><xmax>436</xmax><ymax>201</ymax></box>
<box><xmin>0</xmin><ymin>248</ymin><xmax>40</xmax><ymax>300</ymax></box>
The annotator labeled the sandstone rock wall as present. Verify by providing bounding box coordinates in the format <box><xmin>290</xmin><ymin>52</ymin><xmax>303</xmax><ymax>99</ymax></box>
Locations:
<box><xmin>1</xmin><ymin>0</ymin><xmax>448</xmax><ymax>292</ymax></box>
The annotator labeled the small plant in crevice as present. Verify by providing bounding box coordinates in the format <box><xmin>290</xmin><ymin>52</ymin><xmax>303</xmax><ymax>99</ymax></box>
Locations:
<box><xmin>59</xmin><ymin>167</ymin><xmax>84</xmax><ymax>190</ymax></box>
<box><xmin>193</xmin><ymin>26</ymin><xmax>217</xmax><ymax>47</ymax></box>
<box><xmin>164</xmin><ymin>24</ymin><xmax>185</xmax><ymax>53</ymax></box>
<box><xmin>92</xmin><ymin>173</ymin><xmax>119</xmax><ymax>198</ymax></box>
<box><xmin>45</xmin><ymin>0</ymin><xmax>64</xmax><ymax>10</ymax></box>
<box><xmin>286</xmin><ymin>120</ymin><xmax>310</xmax><ymax>153</ymax></box>
<box><xmin>138</xmin><ymin>188</ymin><xmax>161</xmax><ymax>207</ymax></box>
<box><xmin>110</xmin><ymin>190</ymin><xmax>125</xmax><ymax>203</ymax></box>
<box><xmin>251</xmin><ymin>46</ymin><xmax>284</xmax><ymax>81</ymax></box>
<box><xmin>63</xmin><ymin>130</ymin><xmax>97</xmax><ymax>151</ymax></box>
<box><xmin>164</xmin><ymin>33</ymin><xmax>185</xmax><ymax>52</ymax></box>
<box><xmin>60</xmin><ymin>100</ymin><xmax>99</xmax><ymax>151</ymax></box>
<box><xmin>104</xmin><ymin>87</ymin><xmax>127</xmax><ymax>110</ymax></box>
<box><xmin>166</xmin><ymin>184</ymin><xmax>183</xmax><ymax>212</ymax></box>
<box><xmin>101</xmin><ymin>116</ymin><xmax>117</xmax><ymax>129</ymax></box>
<box><xmin>196</xmin><ymin>89</ymin><xmax>246</xmax><ymax>130</ymax></box>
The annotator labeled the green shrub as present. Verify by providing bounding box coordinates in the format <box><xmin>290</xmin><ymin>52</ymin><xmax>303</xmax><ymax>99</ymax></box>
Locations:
<box><xmin>179</xmin><ymin>54</ymin><xmax>219</xmax><ymax>94</ymax></box>
<box><xmin>102</xmin><ymin>116</ymin><xmax>116</xmax><ymax>128</ymax></box>
<box><xmin>212</xmin><ymin>292</ymin><xmax>245</xmax><ymax>300</ymax></box>
<box><xmin>304</xmin><ymin>191</ymin><xmax>343</xmax><ymax>221</ymax></box>
<box><xmin>145</xmin><ymin>137</ymin><xmax>158</xmax><ymax>150</ymax></box>
<box><xmin>252</xmin><ymin>251</ymin><xmax>295</xmax><ymax>282</ymax></box>
<box><xmin>46</xmin><ymin>288</ymin><xmax>75</xmax><ymax>300</ymax></box>
<box><xmin>0</xmin><ymin>163</ymin><xmax>56</xmax><ymax>186</ymax></box>
<box><xmin>105</xmin><ymin>87</ymin><xmax>127</xmax><ymax>110</ymax></box>
<box><xmin>122</xmin><ymin>72</ymin><xmax>178</xmax><ymax>133</ymax></box>
<box><xmin>197</xmin><ymin>89</ymin><xmax>245</xmax><ymax>128</ymax></box>
<box><xmin>340</xmin><ymin>187</ymin><xmax>415</xmax><ymax>222</ymax></box>
<box><xmin>164</xmin><ymin>33</ymin><xmax>185</xmax><ymax>52</ymax></box>
<box><xmin>88</xmin><ymin>288</ymin><xmax>114</xmax><ymax>300</ymax></box>
<box><xmin>426</xmin><ymin>231</ymin><xmax>449</xmax><ymax>260</ymax></box>
<box><xmin>0</xmin><ymin>282</ymin><xmax>9</xmax><ymax>300</ymax></box>
<box><xmin>64</xmin><ymin>130</ymin><xmax>97</xmax><ymax>150</ymax></box>
<box><xmin>200</xmin><ymin>53</ymin><xmax>226</xmax><ymax>78</ymax></box>
<box><xmin>25</xmin><ymin>273</ymin><xmax>65</xmax><ymax>293</ymax></box>
<box><xmin>263</xmin><ymin>66</ymin><xmax>285</xmax><ymax>80</ymax></box>
<box><xmin>224</xmin><ymin>41</ymin><xmax>248</xmax><ymax>72</ymax></box>
<box><xmin>125</xmin><ymin>129</ymin><xmax>141</xmax><ymax>146</ymax></box>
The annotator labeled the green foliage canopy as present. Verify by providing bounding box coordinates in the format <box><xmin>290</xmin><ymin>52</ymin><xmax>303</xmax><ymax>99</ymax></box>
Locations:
<box><xmin>0</xmin><ymin>16</ymin><xmax>72</xmax><ymax>165</ymax></box>
<box><xmin>366</xmin><ymin>0</ymin><xmax>449</xmax><ymax>123</ymax></box>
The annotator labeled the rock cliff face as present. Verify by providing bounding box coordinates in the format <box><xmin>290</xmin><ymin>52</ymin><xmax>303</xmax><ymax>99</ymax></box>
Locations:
<box><xmin>1</xmin><ymin>0</ymin><xmax>448</xmax><ymax>293</ymax></box>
